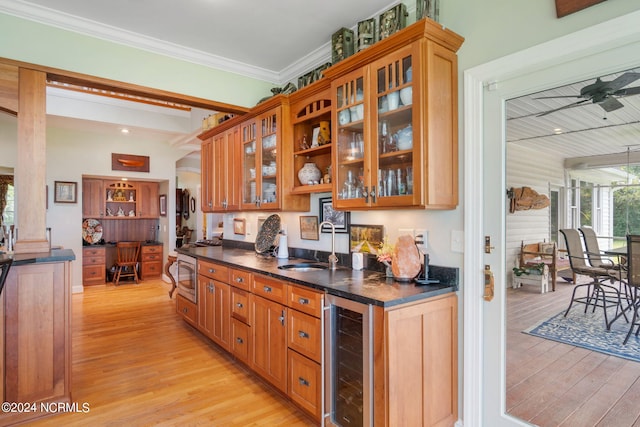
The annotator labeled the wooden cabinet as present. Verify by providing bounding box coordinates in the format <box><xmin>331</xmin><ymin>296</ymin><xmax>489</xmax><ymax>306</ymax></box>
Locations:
<box><xmin>137</xmin><ymin>181</ymin><xmax>159</xmax><ymax>218</ymax></box>
<box><xmin>325</xmin><ymin>19</ymin><xmax>463</xmax><ymax>210</ymax></box>
<box><xmin>197</xmin><ymin>260</ymin><xmax>231</xmax><ymax>351</ymax></box>
<box><xmin>251</xmin><ymin>293</ymin><xmax>288</xmax><ymax>393</ymax></box>
<box><xmin>83</xmin><ymin>246</ymin><xmax>106</xmax><ymax>285</ymax></box>
<box><xmin>140</xmin><ymin>244</ymin><xmax>162</xmax><ymax>279</ymax></box>
<box><xmin>201</xmin><ymin>124</ymin><xmax>241</xmax><ymax>212</ymax></box>
<box><xmin>82</xmin><ymin>178</ymin><xmax>104</xmax><ymax>217</ymax></box>
<box><xmin>0</xmin><ymin>261</ymin><xmax>72</xmax><ymax>426</ymax></box>
<box><xmin>176</xmin><ymin>294</ymin><xmax>197</xmax><ymax>327</ymax></box>
<box><xmin>288</xmin><ymin>79</ymin><xmax>333</xmax><ymax>194</ymax></box>
<box><xmin>381</xmin><ymin>293</ymin><xmax>458</xmax><ymax>426</ymax></box>
<box><xmin>104</xmin><ymin>180</ymin><xmax>138</xmax><ymax>217</ymax></box>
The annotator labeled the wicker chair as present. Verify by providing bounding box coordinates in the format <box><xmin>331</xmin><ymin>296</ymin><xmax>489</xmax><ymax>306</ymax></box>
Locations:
<box><xmin>560</xmin><ymin>228</ymin><xmax>626</xmax><ymax>330</ymax></box>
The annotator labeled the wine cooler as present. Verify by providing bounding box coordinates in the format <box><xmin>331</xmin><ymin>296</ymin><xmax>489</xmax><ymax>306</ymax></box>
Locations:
<box><xmin>324</xmin><ymin>294</ymin><xmax>373</xmax><ymax>426</ymax></box>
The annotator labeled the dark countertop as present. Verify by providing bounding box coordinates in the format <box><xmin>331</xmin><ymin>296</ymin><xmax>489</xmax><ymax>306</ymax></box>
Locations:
<box><xmin>82</xmin><ymin>240</ymin><xmax>163</xmax><ymax>247</ymax></box>
<box><xmin>0</xmin><ymin>248</ymin><xmax>76</xmax><ymax>266</ymax></box>
<box><xmin>177</xmin><ymin>246</ymin><xmax>458</xmax><ymax>307</ymax></box>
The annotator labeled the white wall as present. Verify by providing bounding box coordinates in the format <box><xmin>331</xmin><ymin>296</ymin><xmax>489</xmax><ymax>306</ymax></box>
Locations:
<box><xmin>44</xmin><ymin>125</ymin><xmax>189</xmax><ymax>292</ymax></box>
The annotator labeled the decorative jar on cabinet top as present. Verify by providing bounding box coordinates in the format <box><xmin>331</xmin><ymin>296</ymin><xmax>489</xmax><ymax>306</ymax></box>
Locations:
<box><xmin>298</xmin><ymin>162</ymin><xmax>322</xmax><ymax>185</ymax></box>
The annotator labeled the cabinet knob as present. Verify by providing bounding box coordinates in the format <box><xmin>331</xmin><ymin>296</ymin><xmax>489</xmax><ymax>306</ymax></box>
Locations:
<box><xmin>235</xmin><ymin>277</ymin><xmax>244</xmax><ymax>283</ymax></box>
<box><xmin>298</xmin><ymin>377</ymin><xmax>310</xmax><ymax>387</ymax></box>
<box><xmin>263</xmin><ymin>285</ymin><xmax>272</xmax><ymax>293</ymax></box>
<box><xmin>236</xmin><ymin>302</ymin><xmax>244</xmax><ymax>308</ymax></box>
<box><xmin>236</xmin><ymin>337</ymin><xmax>244</xmax><ymax>344</ymax></box>
<box><xmin>298</xmin><ymin>297</ymin><xmax>309</xmax><ymax>305</ymax></box>
<box><xmin>298</xmin><ymin>330</ymin><xmax>309</xmax><ymax>339</ymax></box>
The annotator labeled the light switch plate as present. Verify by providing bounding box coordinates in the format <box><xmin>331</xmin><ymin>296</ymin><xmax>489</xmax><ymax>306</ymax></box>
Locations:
<box><xmin>451</xmin><ymin>230</ymin><xmax>464</xmax><ymax>253</ymax></box>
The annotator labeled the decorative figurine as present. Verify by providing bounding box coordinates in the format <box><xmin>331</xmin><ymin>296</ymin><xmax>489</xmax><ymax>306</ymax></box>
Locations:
<box><xmin>107</xmin><ymin>190</ymin><xmax>113</xmax><ymax>201</ymax></box>
<box><xmin>128</xmin><ymin>210</ymin><xmax>135</xmax><ymax>217</ymax></box>
<box><xmin>117</xmin><ymin>207</ymin><xmax>125</xmax><ymax>216</ymax></box>
<box><xmin>129</xmin><ymin>192</ymin><xmax>134</xmax><ymax>202</ymax></box>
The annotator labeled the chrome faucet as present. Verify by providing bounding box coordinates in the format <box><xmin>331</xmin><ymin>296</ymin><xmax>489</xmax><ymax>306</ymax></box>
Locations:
<box><xmin>319</xmin><ymin>221</ymin><xmax>338</xmax><ymax>270</ymax></box>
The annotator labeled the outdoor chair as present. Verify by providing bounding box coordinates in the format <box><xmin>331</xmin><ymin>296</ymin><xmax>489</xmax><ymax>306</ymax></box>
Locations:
<box><xmin>579</xmin><ymin>227</ymin><xmax>630</xmax><ymax>301</ymax></box>
<box><xmin>623</xmin><ymin>234</ymin><xmax>640</xmax><ymax>344</ymax></box>
<box><xmin>113</xmin><ymin>241</ymin><xmax>141</xmax><ymax>285</ymax></box>
<box><xmin>560</xmin><ymin>228</ymin><xmax>627</xmax><ymax>330</ymax></box>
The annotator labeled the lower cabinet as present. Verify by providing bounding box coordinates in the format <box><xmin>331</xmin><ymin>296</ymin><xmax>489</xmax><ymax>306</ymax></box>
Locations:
<box><xmin>176</xmin><ymin>294</ymin><xmax>197</xmax><ymax>327</ymax></box>
<box><xmin>197</xmin><ymin>275</ymin><xmax>231</xmax><ymax>351</ymax></box>
<box><xmin>140</xmin><ymin>244</ymin><xmax>162</xmax><ymax>279</ymax></box>
<box><xmin>251</xmin><ymin>294</ymin><xmax>288</xmax><ymax>393</ymax></box>
<box><xmin>83</xmin><ymin>246</ymin><xmax>105</xmax><ymax>285</ymax></box>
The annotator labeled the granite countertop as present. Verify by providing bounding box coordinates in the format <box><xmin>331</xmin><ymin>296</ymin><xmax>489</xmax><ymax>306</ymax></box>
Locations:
<box><xmin>0</xmin><ymin>248</ymin><xmax>76</xmax><ymax>266</ymax></box>
<box><xmin>177</xmin><ymin>246</ymin><xmax>458</xmax><ymax>307</ymax></box>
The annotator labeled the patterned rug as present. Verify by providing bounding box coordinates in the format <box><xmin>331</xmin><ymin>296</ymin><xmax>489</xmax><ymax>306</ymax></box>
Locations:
<box><xmin>524</xmin><ymin>306</ymin><xmax>640</xmax><ymax>363</ymax></box>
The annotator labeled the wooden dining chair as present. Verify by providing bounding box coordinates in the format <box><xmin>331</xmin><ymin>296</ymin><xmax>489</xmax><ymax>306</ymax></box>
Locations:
<box><xmin>623</xmin><ymin>235</ymin><xmax>640</xmax><ymax>344</ymax></box>
<box><xmin>113</xmin><ymin>241</ymin><xmax>141</xmax><ymax>285</ymax></box>
<box><xmin>560</xmin><ymin>228</ymin><xmax>626</xmax><ymax>330</ymax></box>
<box><xmin>0</xmin><ymin>258</ymin><xmax>12</xmax><ymax>296</ymax></box>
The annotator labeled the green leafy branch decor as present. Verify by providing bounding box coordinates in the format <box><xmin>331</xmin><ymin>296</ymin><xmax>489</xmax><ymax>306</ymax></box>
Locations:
<box><xmin>513</xmin><ymin>262</ymin><xmax>546</xmax><ymax>276</ymax></box>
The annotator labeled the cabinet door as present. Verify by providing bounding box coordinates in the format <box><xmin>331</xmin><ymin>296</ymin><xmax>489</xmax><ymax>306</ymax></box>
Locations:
<box><xmin>251</xmin><ymin>294</ymin><xmax>287</xmax><ymax>392</ymax></box>
<box><xmin>201</xmin><ymin>138</ymin><xmax>214</xmax><ymax>212</ymax></box>
<box><xmin>212</xmin><ymin>281</ymin><xmax>231</xmax><ymax>351</ymax></box>
<box><xmin>210</xmin><ymin>125</ymin><xmax>241</xmax><ymax>212</ymax></box>
<box><xmin>332</xmin><ymin>69</ymin><xmax>370</xmax><ymax>210</ymax></box>
<box><xmin>82</xmin><ymin>178</ymin><xmax>104</xmax><ymax>217</ymax></box>
<box><xmin>240</xmin><ymin>118</ymin><xmax>258</xmax><ymax>209</ymax></box>
<box><xmin>138</xmin><ymin>182</ymin><xmax>159</xmax><ymax>218</ymax></box>
<box><xmin>370</xmin><ymin>44</ymin><xmax>421</xmax><ymax>208</ymax></box>
<box><xmin>197</xmin><ymin>275</ymin><xmax>215</xmax><ymax>338</ymax></box>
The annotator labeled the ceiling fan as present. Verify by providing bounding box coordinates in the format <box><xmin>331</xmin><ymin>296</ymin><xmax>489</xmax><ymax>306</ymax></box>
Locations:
<box><xmin>535</xmin><ymin>72</ymin><xmax>640</xmax><ymax>117</ymax></box>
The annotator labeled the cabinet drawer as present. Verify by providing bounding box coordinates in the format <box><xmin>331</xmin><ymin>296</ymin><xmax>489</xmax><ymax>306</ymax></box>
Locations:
<box><xmin>252</xmin><ymin>274</ymin><xmax>287</xmax><ymax>304</ymax></box>
<box><xmin>142</xmin><ymin>245</ymin><xmax>162</xmax><ymax>255</ymax></box>
<box><xmin>198</xmin><ymin>260</ymin><xmax>229</xmax><ymax>282</ymax></box>
<box><xmin>288</xmin><ymin>349</ymin><xmax>322</xmax><ymax>420</ymax></box>
<box><xmin>176</xmin><ymin>294</ymin><xmax>197</xmax><ymax>326</ymax></box>
<box><xmin>142</xmin><ymin>252</ymin><xmax>162</xmax><ymax>262</ymax></box>
<box><xmin>83</xmin><ymin>247</ymin><xmax>105</xmax><ymax>264</ymax></box>
<box><xmin>230</xmin><ymin>268</ymin><xmax>251</xmax><ymax>291</ymax></box>
<box><xmin>231</xmin><ymin>287</ymin><xmax>252</xmax><ymax>325</ymax></box>
<box><xmin>83</xmin><ymin>265</ymin><xmax>105</xmax><ymax>283</ymax></box>
<box><xmin>288</xmin><ymin>309</ymin><xmax>321</xmax><ymax>362</ymax></box>
<box><xmin>141</xmin><ymin>262</ymin><xmax>162</xmax><ymax>278</ymax></box>
<box><xmin>231</xmin><ymin>318</ymin><xmax>251</xmax><ymax>365</ymax></box>
<box><xmin>83</xmin><ymin>255</ymin><xmax>105</xmax><ymax>266</ymax></box>
<box><xmin>288</xmin><ymin>285</ymin><xmax>323</xmax><ymax>318</ymax></box>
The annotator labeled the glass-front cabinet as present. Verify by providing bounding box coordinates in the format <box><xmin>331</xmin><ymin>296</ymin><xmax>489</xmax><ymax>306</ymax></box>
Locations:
<box><xmin>241</xmin><ymin>118</ymin><xmax>258</xmax><ymax>209</ymax></box>
<box><xmin>328</xmin><ymin>19</ymin><xmax>463</xmax><ymax>210</ymax></box>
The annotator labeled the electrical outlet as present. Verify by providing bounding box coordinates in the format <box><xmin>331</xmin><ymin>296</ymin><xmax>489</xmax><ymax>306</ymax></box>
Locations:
<box><xmin>415</xmin><ymin>229</ymin><xmax>428</xmax><ymax>251</ymax></box>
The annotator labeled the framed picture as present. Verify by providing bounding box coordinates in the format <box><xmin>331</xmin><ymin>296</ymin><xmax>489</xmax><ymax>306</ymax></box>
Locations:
<box><xmin>233</xmin><ymin>218</ymin><xmax>246</xmax><ymax>235</ymax></box>
<box><xmin>54</xmin><ymin>181</ymin><xmax>77</xmax><ymax>203</ymax></box>
<box><xmin>319</xmin><ymin>197</ymin><xmax>350</xmax><ymax>234</ymax></box>
<box><xmin>159</xmin><ymin>194</ymin><xmax>167</xmax><ymax>216</ymax></box>
<box><xmin>350</xmin><ymin>224</ymin><xmax>384</xmax><ymax>253</ymax></box>
<box><xmin>311</xmin><ymin>126</ymin><xmax>321</xmax><ymax>148</ymax></box>
<box><xmin>299</xmin><ymin>216</ymin><xmax>319</xmax><ymax>240</ymax></box>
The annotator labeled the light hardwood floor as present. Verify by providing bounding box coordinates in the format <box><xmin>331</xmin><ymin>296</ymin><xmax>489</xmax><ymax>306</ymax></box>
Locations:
<box><xmin>507</xmin><ymin>277</ymin><xmax>640</xmax><ymax>426</ymax></box>
<box><xmin>28</xmin><ymin>280</ymin><xmax>315</xmax><ymax>427</ymax></box>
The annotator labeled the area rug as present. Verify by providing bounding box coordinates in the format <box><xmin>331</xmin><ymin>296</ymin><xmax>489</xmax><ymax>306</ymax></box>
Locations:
<box><xmin>524</xmin><ymin>307</ymin><xmax>640</xmax><ymax>363</ymax></box>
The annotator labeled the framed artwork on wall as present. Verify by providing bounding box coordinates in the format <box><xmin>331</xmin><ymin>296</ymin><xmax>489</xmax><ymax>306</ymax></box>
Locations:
<box><xmin>350</xmin><ymin>224</ymin><xmax>384</xmax><ymax>253</ymax></box>
<box><xmin>319</xmin><ymin>197</ymin><xmax>350</xmax><ymax>233</ymax></box>
<box><xmin>159</xmin><ymin>194</ymin><xmax>167</xmax><ymax>216</ymax></box>
<box><xmin>54</xmin><ymin>181</ymin><xmax>77</xmax><ymax>203</ymax></box>
<box><xmin>300</xmin><ymin>216</ymin><xmax>319</xmax><ymax>240</ymax></box>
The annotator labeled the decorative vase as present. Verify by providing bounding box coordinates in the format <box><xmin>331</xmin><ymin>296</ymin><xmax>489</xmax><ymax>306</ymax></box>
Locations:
<box><xmin>298</xmin><ymin>162</ymin><xmax>321</xmax><ymax>185</ymax></box>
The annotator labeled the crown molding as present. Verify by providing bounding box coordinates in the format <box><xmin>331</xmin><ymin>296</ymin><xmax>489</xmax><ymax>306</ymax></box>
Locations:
<box><xmin>0</xmin><ymin>0</ymin><xmax>280</xmax><ymax>83</ymax></box>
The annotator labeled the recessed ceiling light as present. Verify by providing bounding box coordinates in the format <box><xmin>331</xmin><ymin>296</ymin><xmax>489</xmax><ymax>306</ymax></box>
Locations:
<box><xmin>121</xmin><ymin>128</ymin><xmax>130</xmax><ymax>134</ymax></box>
<box><xmin>553</xmin><ymin>128</ymin><xmax>563</xmax><ymax>134</ymax></box>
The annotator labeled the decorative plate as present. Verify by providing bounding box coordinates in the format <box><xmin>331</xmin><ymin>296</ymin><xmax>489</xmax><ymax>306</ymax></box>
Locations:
<box><xmin>82</xmin><ymin>218</ymin><xmax>103</xmax><ymax>244</ymax></box>
<box><xmin>255</xmin><ymin>214</ymin><xmax>281</xmax><ymax>254</ymax></box>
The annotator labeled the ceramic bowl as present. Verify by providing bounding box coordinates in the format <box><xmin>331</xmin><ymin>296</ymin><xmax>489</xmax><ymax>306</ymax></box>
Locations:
<box><xmin>400</xmin><ymin>87</ymin><xmax>412</xmax><ymax>106</ymax></box>
<box><xmin>395</xmin><ymin>125</ymin><xmax>413</xmax><ymax>150</ymax></box>
<box><xmin>387</xmin><ymin>91</ymin><xmax>400</xmax><ymax>111</ymax></box>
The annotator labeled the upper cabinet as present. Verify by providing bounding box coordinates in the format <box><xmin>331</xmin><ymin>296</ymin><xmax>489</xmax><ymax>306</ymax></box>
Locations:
<box><xmin>81</xmin><ymin>179</ymin><xmax>159</xmax><ymax>219</ymax></box>
<box><xmin>201</xmin><ymin>123</ymin><xmax>241</xmax><ymax>212</ymax></box>
<box><xmin>325</xmin><ymin>18</ymin><xmax>463</xmax><ymax>210</ymax></box>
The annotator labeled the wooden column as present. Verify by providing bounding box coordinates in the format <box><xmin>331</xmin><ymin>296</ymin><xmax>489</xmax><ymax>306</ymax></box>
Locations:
<box><xmin>14</xmin><ymin>68</ymin><xmax>49</xmax><ymax>254</ymax></box>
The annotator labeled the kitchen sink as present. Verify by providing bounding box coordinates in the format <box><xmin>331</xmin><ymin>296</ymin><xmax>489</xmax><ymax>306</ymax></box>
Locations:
<box><xmin>278</xmin><ymin>263</ymin><xmax>328</xmax><ymax>272</ymax></box>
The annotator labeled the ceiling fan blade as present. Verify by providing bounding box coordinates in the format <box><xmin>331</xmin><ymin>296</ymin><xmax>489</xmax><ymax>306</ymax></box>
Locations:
<box><xmin>603</xmin><ymin>72</ymin><xmax>640</xmax><ymax>93</ymax></box>
<box><xmin>536</xmin><ymin>99</ymin><xmax>591</xmax><ymax>117</ymax></box>
<box><xmin>613</xmin><ymin>86</ymin><xmax>640</xmax><ymax>97</ymax></box>
<box><xmin>534</xmin><ymin>95</ymin><xmax>583</xmax><ymax>100</ymax></box>
<box><xmin>599</xmin><ymin>97</ymin><xmax>624</xmax><ymax>112</ymax></box>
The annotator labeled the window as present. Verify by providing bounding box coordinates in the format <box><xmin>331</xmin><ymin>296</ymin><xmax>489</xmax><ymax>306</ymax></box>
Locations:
<box><xmin>2</xmin><ymin>183</ymin><xmax>14</xmax><ymax>226</ymax></box>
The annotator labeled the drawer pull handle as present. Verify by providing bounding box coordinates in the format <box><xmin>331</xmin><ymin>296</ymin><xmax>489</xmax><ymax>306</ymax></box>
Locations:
<box><xmin>235</xmin><ymin>277</ymin><xmax>244</xmax><ymax>283</ymax></box>
<box><xmin>263</xmin><ymin>286</ymin><xmax>272</xmax><ymax>293</ymax></box>
<box><xmin>298</xmin><ymin>377</ymin><xmax>309</xmax><ymax>387</ymax></box>
<box><xmin>208</xmin><ymin>268</ymin><xmax>215</xmax><ymax>273</ymax></box>
<box><xmin>298</xmin><ymin>297</ymin><xmax>310</xmax><ymax>305</ymax></box>
<box><xmin>298</xmin><ymin>330</ymin><xmax>309</xmax><ymax>339</ymax></box>
<box><xmin>236</xmin><ymin>337</ymin><xmax>244</xmax><ymax>344</ymax></box>
<box><xmin>182</xmin><ymin>308</ymin><xmax>188</xmax><ymax>313</ymax></box>
<box><xmin>236</xmin><ymin>302</ymin><xmax>244</xmax><ymax>308</ymax></box>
